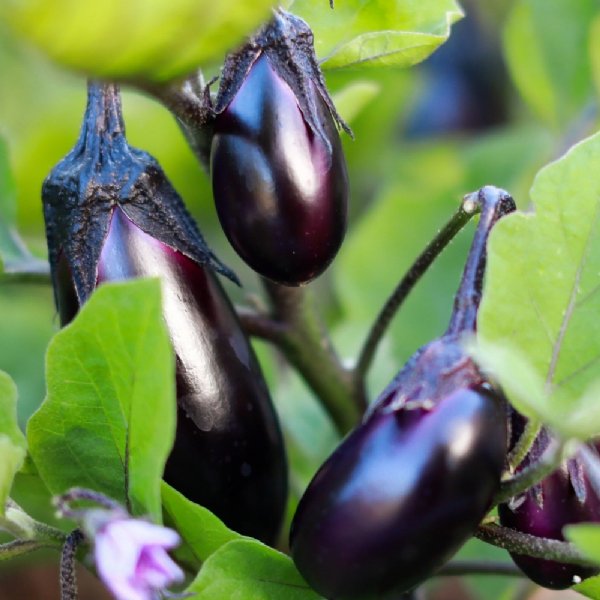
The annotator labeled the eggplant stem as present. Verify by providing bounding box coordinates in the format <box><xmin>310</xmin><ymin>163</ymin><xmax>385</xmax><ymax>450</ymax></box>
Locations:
<box><xmin>476</xmin><ymin>523</ymin><xmax>595</xmax><ymax>566</ymax></box>
<box><xmin>496</xmin><ymin>437</ymin><xmax>566</xmax><ymax>505</ymax></box>
<box><xmin>0</xmin><ymin>539</ymin><xmax>56</xmax><ymax>561</ymax></box>
<box><xmin>60</xmin><ymin>529</ymin><xmax>84</xmax><ymax>600</ymax></box>
<box><xmin>508</xmin><ymin>420</ymin><xmax>542</xmax><ymax>472</ymax></box>
<box><xmin>355</xmin><ymin>194</ymin><xmax>478</xmax><ymax>380</ymax></box>
<box><xmin>577</xmin><ymin>444</ymin><xmax>600</xmax><ymax>500</ymax></box>
<box><xmin>446</xmin><ymin>186</ymin><xmax>516</xmax><ymax>337</ymax></box>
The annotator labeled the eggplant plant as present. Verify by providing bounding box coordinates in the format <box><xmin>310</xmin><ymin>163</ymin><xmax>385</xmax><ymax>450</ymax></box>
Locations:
<box><xmin>1</xmin><ymin>3</ymin><xmax>600</xmax><ymax>600</ymax></box>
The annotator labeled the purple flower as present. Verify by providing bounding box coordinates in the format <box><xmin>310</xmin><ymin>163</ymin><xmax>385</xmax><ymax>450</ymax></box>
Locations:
<box><xmin>93</xmin><ymin>517</ymin><xmax>184</xmax><ymax>600</ymax></box>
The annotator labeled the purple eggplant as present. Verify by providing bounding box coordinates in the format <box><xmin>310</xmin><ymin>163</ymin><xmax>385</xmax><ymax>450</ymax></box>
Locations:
<box><xmin>210</xmin><ymin>10</ymin><xmax>349</xmax><ymax>286</ymax></box>
<box><xmin>290</xmin><ymin>187</ymin><xmax>515</xmax><ymax>599</ymax></box>
<box><xmin>499</xmin><ymin>417</ymin><xmax>600</xmax><ymax>589</ymax></box>
<box><xmin>43</xmin><ymin>82</ymin><xmax>288</xmax><ymax>544</ymax></box>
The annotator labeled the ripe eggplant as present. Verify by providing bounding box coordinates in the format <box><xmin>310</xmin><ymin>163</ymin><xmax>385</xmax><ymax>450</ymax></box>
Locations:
<box><xmin>290</xmin><ymin>187</ymin><xmax>515</xmax><ymax>599</ymax></box>
<box><xmin>499</xmin><ymin>416</ymin><xmax>600</xmax><ymax>589</ymax></box>
<box><xmin>43</xmin><ymin>82</ymin><xmax>288</xmax><ymax>544</ymax></box>
<box><xmin>210</xmin><ymin>10</ymin><xmax>349</xmax><ymax>286</ymax></box>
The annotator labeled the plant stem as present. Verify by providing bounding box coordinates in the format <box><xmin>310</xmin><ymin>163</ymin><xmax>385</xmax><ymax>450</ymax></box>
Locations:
<box><xmin>259</xmin><ymin>280</ymin><xmax>366</xmax><ymax>434</ymax></box>
<box><xmin>2</xmin><ymin>499</ymin><xmax>67</xmax><ymax>545</ymax></box>
<box><xmin>436</xmin><ymin>560</ymin><xmax>522</xmax><ymax>578</ymax></box>
<box><xmin>60</xmin><ymin>529</ymin><xmax>84</xmax><ymax>600</ymax></box>
<box><xmin>0</xmin><ymin>539</ymin><xmax>55</xmax><ymax>560</ymax></box>
<box><xmin>577</xmin><ymin>444</ymin><xmax>600</xmax><ymax>500</ymax></box>
<box><xmin>507</xmin><ymin>420</ymin><xmax>542</xmax><ymax>472</ymax></box>
<box><xmin>0</xmin><ymin>258</ymin><xmax>51</xmax><ymax>285</ymax></box>
<box><xmin>137</xmin><ymin>74</ymin><xmax>215</xmax><ymax>169</ymax></box>
<box><xmin>355</xmin><ymin>195</ymin><xmax>478</xmax><ymax>379</ymax></box>
<box><xmin>476</xmin><ymin>523</ymin><xmax>596</xmax><ymax>566</ymax></box>
<box><xmin>446</xmin><ymin>187</ymin><xmax>515</xmax><ymax>336</ymax></box>
<box><xmin>496</xmin><ymin>438</ymin><xmax>565</xmax><ymax>505</ymax></box>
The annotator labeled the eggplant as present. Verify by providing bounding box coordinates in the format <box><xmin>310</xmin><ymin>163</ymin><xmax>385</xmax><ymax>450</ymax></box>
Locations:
<box><xmin>499</xmin><ymin>416</ymin><xmax>600</xmax><ymax>589</ymax></box>
<box><xmin>290</xmin><ymin>187</ymin><xmax>516</xmax><ymax>599</ymax></box>
<box><xmin>210</xmin><ymin>10</ymin><xmax>349</xmax><ymax>286</ymax></box>
<box><xmin>43</xmin><ymin>82</ymin><xmax>288</xmax><ymax>544</ymax></box>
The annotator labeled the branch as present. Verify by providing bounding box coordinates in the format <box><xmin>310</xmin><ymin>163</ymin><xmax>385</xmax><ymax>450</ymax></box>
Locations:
<box><xmin>259</xmin><ymin>280</ymin><xmax>366</xmax><ymax>434</ymax></box>
<box><xmin>476</xmin><ymin>523</ymin><xmax>596</xmax><ymax>566</ymax></box>
<box><xmin>60</xmin><ymin>529</ymin><xmax>85</xmax><ymax>600</ymax></box>
<box><xmin>0</xmin><ymin>258</ymin><xmax>51</xmax><ymax>285</ymax></box>
<box><xmin>0</xmin><ymin>539</ymin><xmax>55</xmax><ymax>561</ymax></box>
<box><xmin>496</xmin><ymin>437</ymin><xmax>566</xmax><ymax>505</ymax></box>
<box><xmin>237</xmin><ymin>306</ymin><xmax>288</xmax><ymax>343</ymax></box>
<box><xmin>355</xmin><ymin>197</ymin><xmax>477</xmax><ymax>379</ymax></box>
<box><xmin>507</xmin><ymin>420</ymin><xmax>542</xmax><ymax>472</ymax></box>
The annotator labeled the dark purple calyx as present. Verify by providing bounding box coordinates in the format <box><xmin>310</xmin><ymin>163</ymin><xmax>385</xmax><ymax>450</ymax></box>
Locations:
<box><xmin>43</xmin><ymin>81</ymin><xmax>237</xmax><ymax>314</ymax></box>
<box><xmin>499</xmin><ymin>413</ymin><xmax>600</xmax><ymax>589</ymax></box>
<box><xmin>290</xmin><ymin>187</ymin><xmax>516</xmax><ymax>599</ymax></box>
<box><xmin>214</xmin><ymin>9</ymin><xmax>350</xmax><ymax>146</ymax></box>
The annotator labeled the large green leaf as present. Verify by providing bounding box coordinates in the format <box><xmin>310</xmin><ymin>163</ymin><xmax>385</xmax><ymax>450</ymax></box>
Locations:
<box><xmin>503</xmin><ymin>0</ymin><xmax>598</xmax><ymax>127</ymax></box>
<box><xmin>186</xmin><ymin>539</ymin><xmax>322</xmax><ymax>599</ymax></box>
<box><xmin>291</xmin><ymin>0</ymin><xmax>463</xmax><ymax>69</ymax></box>
<box><xmin>0</xmin><ymin>371</ymin><xmax>26</xmax><ymax>515</ymax></box>
<box><xmin>476</xmin><ymin>131</ymin><xmax>600</xmax><ymax>439</ymax></box>
<box><xmin>161</xmin><ymin>482</ymin><xmax>241</xmax><ymax>569</ymax></box>
<box><xmin>2</xmin><ymin>0</ymin><xmax>276</xmax><ymax>82</ymax></box>
<box><xmin>27</xmin><ymin>280</ymin><xmax>175</xmax><ymax>520</ymax></box>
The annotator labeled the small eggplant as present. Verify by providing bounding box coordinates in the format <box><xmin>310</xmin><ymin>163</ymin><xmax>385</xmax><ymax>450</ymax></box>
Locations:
<box><xmin>499</xmin><ymin>415</ymin><xmax>600</xmax><ymax>589</ymax></box>
<box><xmin>290</xmin><ymin>187</ymin><xmax>515</xmax><ymax>599</ymax></box>
<box><xmin>210</xmin><ymin>9</ymin><xmax>349</xmax><ymax>286</ymax></box>
<box><xmin>43</xmin><ymin>82</ymin><xmax>288</xmax><ymax>544</ymax></box>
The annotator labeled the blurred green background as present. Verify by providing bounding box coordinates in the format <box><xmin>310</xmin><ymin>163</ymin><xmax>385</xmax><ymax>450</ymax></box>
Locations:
<box><xmin>0</xmin><ymin>0</ymin><xmax>599</xmax><ymax>597</ymax></box>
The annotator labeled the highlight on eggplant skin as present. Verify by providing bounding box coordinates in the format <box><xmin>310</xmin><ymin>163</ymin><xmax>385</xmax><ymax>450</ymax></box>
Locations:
<box><xmin>210</xmin><ymin>10</ymin><xmax>349</xmax><ymax>286</ymax></box>
<box><xmin>43</xmin><ymin>82</ymin><xmax>288</xmax><ymax>544</ymax></box>
<box><xmin>290</xmin><ymin>187</ymin><xmax>515</xmax><ymax>599</ymax></box>
<box><xmin>290</xmin><ymin>339</ymin><xmax>507</xmax><ymax>600</ymax></box>
<box><xmin>499</xmin><ymin>416</ymin><xmax>600</xmax><ymax>589</ymax></box>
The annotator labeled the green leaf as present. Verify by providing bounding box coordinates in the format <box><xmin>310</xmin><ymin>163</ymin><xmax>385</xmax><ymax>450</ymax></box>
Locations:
<box><xmin>291</xmin><ymin>0</ymin><xmax>463</xmax><ymax>70</ymax></box>
<box><xmin>331</xmin><ymin>81</ymin><xmax>380</xmax><ymax>125</ymax></box>
<box><xmin>186</xmin><ymin>539</ymin><xmax>323</xmax><ymax>599</ymax></box>
<box><xmin>2</xmin><ymin>0</ymin><xmax>276</xmax><ymax>82</ymax></box>
<box><xmin>27</xmin><ymin>280</ymin><xmax>175</xmax><ymax>520</ymax></box>
<box><xmin>503</xmin><ymin>0</ymin><xmax>598</xmax><ymax>127</ymax></box>
<box><xmin>0</xmin><ymin>137</ymin><xmax>25</xmax><ymax>265</ymax></box>
<box><xmin>477</xmin><ymin>131</ymin><xmax>600</xmax><ymax>439</ymax></box>
<box><xmin>566</xmin><ymin>524</ymin><xmax>600</xmax><ymax>564</ymax></box>
<box><xmin>591</xmin><ymin>15</ymin><xmax>600</xmax><ymax>99</ymax></box>
<box><xmin>161</xmin><ymin>482</ymin><xmax>241</xmax><ymax>569</ymax></box>
<box><xmin>0</xmin><ymin>371</ymin><xmax>26</xmax><ymax>515</ymax></box>
<box><xmin>576</xmin><ymin>574</ymin><xmax>600</xmax><ymax>600</ymax></box>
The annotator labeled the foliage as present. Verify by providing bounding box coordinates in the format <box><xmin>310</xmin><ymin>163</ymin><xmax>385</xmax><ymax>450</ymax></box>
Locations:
<box><xmin>475</xmin><ymin>131</ymin><xmax>600</xmax><ymax>440</ymax></box>
<box><xmin>1</xmin><ymin>0</ymin><xmax>600</xmax><ymax>599</ymax></box>
<box><xmin>28</xmin><ymin>280</ymin><xmax>175</xmax><ymax>521</ymax></box>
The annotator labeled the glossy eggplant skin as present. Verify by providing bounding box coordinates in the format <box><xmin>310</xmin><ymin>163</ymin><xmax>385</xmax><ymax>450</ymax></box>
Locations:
<box><xmin>290</xmin><ymin>339</ymin><xmax>507</xmax><ymax>600</ymax></box>
<box><xmin>57</xmin><ymin>207</ymin><xmax>288</xmax><ymax>543</ymax></box>
<box><xmin>45</xmin><ymin>83</ymin><xmax>287</xmax><ymax>544</ymax></box>
<box><xmin>211</xmin><ymin>53</ymin><xmax>348</xmax><ymax>286</ymax></box>
<box><xmin>290</xmin><ymin>188</ymin><xmax>515</xmax><ymax>599</ymax></box>
<box><xmin>499</xmin><ymin>420</ymin><xmax>600</xmax><ymax>589</ymax></box>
